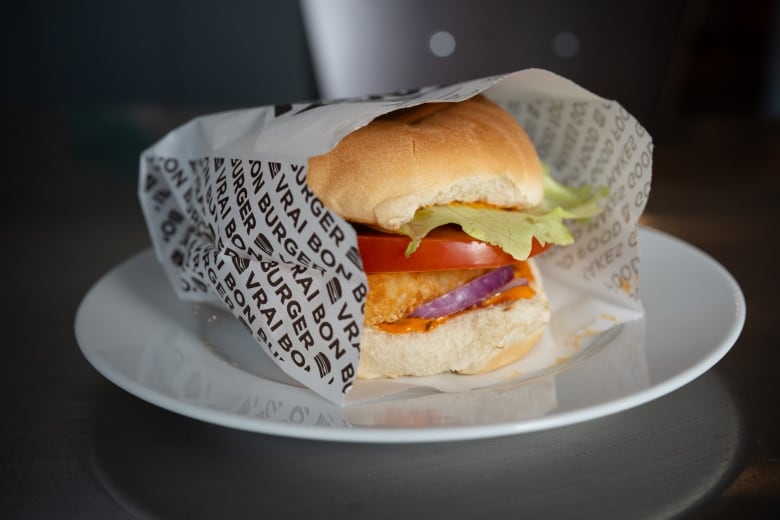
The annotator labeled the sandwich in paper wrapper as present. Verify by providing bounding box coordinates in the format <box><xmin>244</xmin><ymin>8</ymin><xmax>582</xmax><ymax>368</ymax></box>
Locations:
<box><xmin>139</xmin><ymin>69</ymin><xmax>651</xmax><ymax>405</ymax></box>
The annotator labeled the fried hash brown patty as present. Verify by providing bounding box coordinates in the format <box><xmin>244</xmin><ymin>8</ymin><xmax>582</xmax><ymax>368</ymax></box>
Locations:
<box><xmin>364</xmin><ymin>268</ymin><xmax>490</xmax><ymax>325</ymax></box>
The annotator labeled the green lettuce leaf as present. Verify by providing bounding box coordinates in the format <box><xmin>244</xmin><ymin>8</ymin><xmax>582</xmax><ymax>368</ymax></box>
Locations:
<box><xmin>398</xmin><ymin>168</ymin><xmax>608</xmax><ymax>260</ymax></box>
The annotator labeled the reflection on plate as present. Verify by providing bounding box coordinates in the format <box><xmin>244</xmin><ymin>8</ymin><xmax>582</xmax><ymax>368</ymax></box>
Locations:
<box><xmin>75</xmin><ymin>228</ymin><xmax>745</xmax><ymax>442</ymax></box>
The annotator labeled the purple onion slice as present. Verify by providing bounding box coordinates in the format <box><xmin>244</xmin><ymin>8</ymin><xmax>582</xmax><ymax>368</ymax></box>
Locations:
<box><xmin>409</xmin><ymin>265</ymin><xmax>520</xmax><ymax>319</ymax></box>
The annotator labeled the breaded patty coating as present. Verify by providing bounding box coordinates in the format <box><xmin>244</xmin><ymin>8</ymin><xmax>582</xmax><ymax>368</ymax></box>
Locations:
<box><xmin>364</xmin><ymin>268</ymin><xmax>490</xmax><ymax>325</ymax></box>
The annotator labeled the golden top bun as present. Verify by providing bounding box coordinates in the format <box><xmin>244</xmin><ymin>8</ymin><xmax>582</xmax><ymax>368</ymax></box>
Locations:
<box><xmin>307</xmin><ymin>95</ymin><xmax>543</xmax><ymax>229</ymax></box>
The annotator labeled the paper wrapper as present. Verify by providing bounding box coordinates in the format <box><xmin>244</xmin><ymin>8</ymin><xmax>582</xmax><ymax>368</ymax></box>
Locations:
<box><xmin>139</xmin><ymin>69</ymin><xmax>652</xmax><ymax>405</ymax></box>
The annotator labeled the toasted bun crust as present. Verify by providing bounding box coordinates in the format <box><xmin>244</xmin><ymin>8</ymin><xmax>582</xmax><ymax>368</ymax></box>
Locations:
<box><xmin>307</xmin><ymin>95</ymin><xmax>543</xmax><ymax>230</ymax></box>
<box><xmin>356</xmin><ymin>261</ymin><xmax>550</xmax><ymax>379</ymax></box>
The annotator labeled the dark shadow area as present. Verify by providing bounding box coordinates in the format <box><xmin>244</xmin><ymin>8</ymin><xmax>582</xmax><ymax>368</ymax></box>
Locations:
<box><xmin>89</xmin><ymin>371</ymin><xmax>745</xmax><ymax>519</ymax></box>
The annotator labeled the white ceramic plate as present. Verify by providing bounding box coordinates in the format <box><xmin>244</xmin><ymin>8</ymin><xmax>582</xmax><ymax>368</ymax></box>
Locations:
<box><xmin>75</xmin><ymin>227</ymin><xmax>745</xmax><ymax>443</ymax></box>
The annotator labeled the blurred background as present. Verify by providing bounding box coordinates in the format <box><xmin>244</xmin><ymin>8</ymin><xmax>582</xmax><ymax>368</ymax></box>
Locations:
<box><xmin>3</xmin><ymin>1</ymin><xmax>779</xmax><ymax>517</ymax></box>
<box><xmin>6</xmin><ymin>0</ymin><xmax>779</xmax><ymax>141</ymax></box>
<box><xmin>5</xmin><ymin>0</ymin><xmax>778</xmax><ymax>257</ymax></box>
<box><xmin>5</xmin><ymin>0</ymin><xmax>778</xmax><ymax>225</ymax></box>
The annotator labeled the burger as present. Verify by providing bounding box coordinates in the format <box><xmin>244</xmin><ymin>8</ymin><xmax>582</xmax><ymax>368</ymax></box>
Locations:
<box><xmin>307</xmin><ymin>95</ymin><xmax>604</xmax><ymax>379</ymax></box>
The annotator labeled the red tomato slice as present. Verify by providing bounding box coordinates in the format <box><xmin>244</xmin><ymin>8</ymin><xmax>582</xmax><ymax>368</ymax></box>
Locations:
<box><xmin>356</xmin><ymin>226</ymin><xmax>550</xmax><ymax>273</ymax></box>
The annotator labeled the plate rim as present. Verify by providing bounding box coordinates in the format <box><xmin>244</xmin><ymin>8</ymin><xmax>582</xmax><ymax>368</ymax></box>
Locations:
<box><xmin>75</xmin><ymin>227</ymin><xmax>746</xmax><ymax>443</ymax></box>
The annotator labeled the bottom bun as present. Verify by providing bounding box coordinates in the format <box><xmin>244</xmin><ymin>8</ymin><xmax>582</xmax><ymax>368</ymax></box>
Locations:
<box><xmin>356</xmin><ymin>276</ymin><xmax>550</xmax><ymax>379</ymax></box>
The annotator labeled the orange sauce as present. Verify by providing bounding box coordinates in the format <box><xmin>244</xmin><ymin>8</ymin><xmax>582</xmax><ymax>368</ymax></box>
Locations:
<box><xmin>451</xmin><ymin>201</ymin><xmax>523</xmax><ymax>211</ymax></box>
<box><xmin>377</xmin><ymin>262</ymin><xmax>536</xmax><ymax>334</ymax></box>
